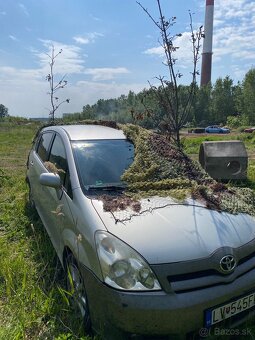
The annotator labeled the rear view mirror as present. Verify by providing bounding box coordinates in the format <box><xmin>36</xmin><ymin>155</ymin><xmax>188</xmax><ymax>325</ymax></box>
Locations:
<box><xmin>39</xmin><ymin>173</ymin><xmax>61</xmax><ymax>188</ymax></box>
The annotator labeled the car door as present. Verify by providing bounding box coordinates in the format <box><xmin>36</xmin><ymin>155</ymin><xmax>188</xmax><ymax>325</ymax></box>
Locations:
<box><xmin>40</xmin><ymin>133</ymin><xmax>75</xmax><ymax>259</ymax></box>
<box><xmin>28</xmin><ymin>131</ymin><xmax>55</xmax><ymax>212</ymax></box>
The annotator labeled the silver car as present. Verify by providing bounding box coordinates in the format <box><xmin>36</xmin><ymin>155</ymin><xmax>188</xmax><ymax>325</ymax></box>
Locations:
<box><xmin>26</xmin><ymin>124</ymin><xmax>255</xmax><ymax>339</ymax></box>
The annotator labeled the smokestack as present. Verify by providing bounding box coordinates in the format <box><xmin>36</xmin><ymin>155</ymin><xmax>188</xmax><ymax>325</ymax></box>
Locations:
<box><xmin>200</xmin><ymin>0</ymin><xmax>214</xmax><ymax>86</ymax></box>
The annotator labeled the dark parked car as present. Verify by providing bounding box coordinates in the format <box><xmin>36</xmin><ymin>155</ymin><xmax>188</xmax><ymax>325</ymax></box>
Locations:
<box><xmin>244</xmin><ymin>127</ymin><xmax>255</xmax><ymax>133</ymax></box>
<box><xmin>26</xmin><ymin>124</ymin><xmax>255</xmax><ymax>339</ymax></box>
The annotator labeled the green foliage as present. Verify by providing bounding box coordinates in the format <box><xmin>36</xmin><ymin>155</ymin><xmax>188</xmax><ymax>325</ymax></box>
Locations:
<box><xmin>82</xmin><ymin>105</ymin><xmax>96</xmax><ymax>120</ymax></box>
<box><xmin>61</xmin><ymin>68</ymin><xmax>255</xmax><ymax>131</ymax></box>
<box><xmin>241</xmin><ymin>68</ymin><xmax>255</xmax><ymax>124</ymax></box>
<box><xmin>183</xmin><ymin>134</ymin><xmax>236</xmax><ymax>155</ymax></box>
<box><xmin>211</xmin><ymin>76</ymin><xmax>236</xmax><ymax>124</ymax></box>
<box><xmin>226</xmin><ymin>115</ymin><xmax>249</xmax><ymax>132</ymax></box>
<box><xmin>0</xmin><ymin>104</ymin><xmax>8</xmax><ymax>119</ymax></box>
<box><xmin>192</xmin><ymin>84</ymin><xmax>212</xmax><ymax>125</ymax></box>
<box><xmin>248</xmin><ymin>160</ymin><xmax>255</xmax><ymax>185</ymax></box>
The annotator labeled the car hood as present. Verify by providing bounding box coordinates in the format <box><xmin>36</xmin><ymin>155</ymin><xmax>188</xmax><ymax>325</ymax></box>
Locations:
<box><xmin>91</xmin><ymin>197</ymin><xmax>255</xmax><ymax>264</ymax></box>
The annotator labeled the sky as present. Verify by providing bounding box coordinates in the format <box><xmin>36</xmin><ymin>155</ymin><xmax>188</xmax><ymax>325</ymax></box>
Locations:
<box><xmin>0</xmin><ymin>0</ymin><xmax>255</xmax><ymax>118</ymax></box>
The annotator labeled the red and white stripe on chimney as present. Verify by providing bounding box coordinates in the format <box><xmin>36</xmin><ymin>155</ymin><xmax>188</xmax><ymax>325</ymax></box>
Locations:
<box><xmin>200</xmin><ymin>0</ymin><xmax>214</xmax><ymax>86</ymax></box>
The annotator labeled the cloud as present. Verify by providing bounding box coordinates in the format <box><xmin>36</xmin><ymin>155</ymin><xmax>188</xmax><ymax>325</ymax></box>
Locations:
<box><xmin>197</xmin><ymin>0</ymin><xmax>255</xmax><ymax>80</ymax></box>
<box><xmin>73</xmin><ymin>32</ymin><xmax>104</xmax><ymax>45</ymax></box>
<box><xmin>19</xmin><ymin>3</ymin><xmax>29</xmax><ymax>16</ymax></box>
<box><xmin>144</xmin><ymin>31</ymin><xmax>197</xmax><ymax>68</ymax></box>
<box><xmin>89</xmin><ymin>14</ymin><xmax>100</xmax><ymax>21</ymax></box>
<box><xmin>37</xmin><ymin>40</ymin><xmax>86</xmax><ymax>74</ymax></box>
<box><xmin>203</xmin><ymin>0</ymin><xmax>255</xmax><ymax>62</ymax></box>
<box><xmin>0</xmin><ymin>65</ymin><xmax>145</xmax><ymax>118</ymax></box>
<box><xmin>213</xmin><ymin>5</ymin><xmax>255</xmax><ymax>63</ymax></box>
<box><xmin>214</xmin><ymin>0</ymin><xmax>255</xmax><ymax>21</ymax></box>
<box><xmin>144</xmin><ymin>46</ymin><xmax>163</xmax><ymax>56</ymax></box>
<box><xmin>0</xmin><ymin>39</ymin><xmax>140</xmax><ymax>118</ymax></box>
<box><xmin>73</xmin><ymin>36</ymin><xmax>90</xmax><ymax>45</ymax></box>
<box><xmin>64</xmin><ymin>80</ymin><xmax>146</xmax><ymax>112</ymax></box>
<box><xmin>0</xmin><ymin>66</ymin><xmax>49</xmax><ymax>117</ymax></box>
<box><xmin>29</xmin><ymin>40</ymin><xmax>129</xmax><ymax>82</ymax></box>
<box><xmin>84</xmin><ymin>67</ymin><xmax>130</xmax><ymax>81</ymax></box>
<box><xmin>9</xmin><ymin>35</ymin><xmax>18</xmax><ymax>41</ymax></box>
<box><xmin>0</xmin><ymin>66</ymin><xmax>45</xmax><ymax>86</ymax></box>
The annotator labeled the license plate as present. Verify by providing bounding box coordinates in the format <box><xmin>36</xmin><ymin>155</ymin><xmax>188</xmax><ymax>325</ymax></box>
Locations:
<box><xmin>205</xmin><ymin>292</ymin><xmax>255</xmax><ymax>327</ymax></box>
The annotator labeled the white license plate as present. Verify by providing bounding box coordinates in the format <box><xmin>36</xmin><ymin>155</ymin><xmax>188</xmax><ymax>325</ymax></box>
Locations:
<box><xmin>205</xmin><ymin>292</ymin><xmax>255</xmax><ymax>327</ymax></box>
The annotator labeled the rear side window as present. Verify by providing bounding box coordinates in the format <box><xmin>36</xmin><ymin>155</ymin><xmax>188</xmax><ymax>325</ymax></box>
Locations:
<box><xmin>37</xmin><ymin>132</ymin><xmax>53</xmax><ymax>162</ymax></box>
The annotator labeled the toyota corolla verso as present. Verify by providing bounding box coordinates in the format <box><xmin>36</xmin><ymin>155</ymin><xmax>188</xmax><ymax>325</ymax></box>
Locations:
<box><xmin>26</xmin><ymin>123</ymin><xmax>255</xmax><ymax>339</ymax></box>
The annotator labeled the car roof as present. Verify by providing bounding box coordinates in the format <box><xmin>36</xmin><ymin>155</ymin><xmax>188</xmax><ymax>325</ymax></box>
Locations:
<box><xmin>43</xmin><ymin>124</ymin><xmax>126</xmax><ymax>141</ymax></box>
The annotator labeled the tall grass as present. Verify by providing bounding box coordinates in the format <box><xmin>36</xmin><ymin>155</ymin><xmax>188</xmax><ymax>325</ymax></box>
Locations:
<box><xmin>0</xmin><ymin>123</ymin><xmax>91</xmax><ymax>339</ymax></box>
<box><xmin>183</xmin><ymin>132</ymin><xmax>255</xmax><ymax>157</ymax></box>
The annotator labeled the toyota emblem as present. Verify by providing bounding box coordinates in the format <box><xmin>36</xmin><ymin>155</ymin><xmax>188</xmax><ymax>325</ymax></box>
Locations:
<box><xmin>220</xmin><ymin>255</ymin><xmax>236</xmax><ymax>273</ymax></box>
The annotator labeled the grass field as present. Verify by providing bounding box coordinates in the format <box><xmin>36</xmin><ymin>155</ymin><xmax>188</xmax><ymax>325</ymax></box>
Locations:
<box><xmin>0</xmin><ymin>122</ymin><xmax>91</xmax><ymax>340</ymax></box>
<box><xmin>182</xmin><ymin>132</ymin><xmax>255</xmax><ymax>188</ymax></box>
<box><xmin>0</xmin><ymin>123</ymin><xmax>255</xmax><ymax>339</ymax></box>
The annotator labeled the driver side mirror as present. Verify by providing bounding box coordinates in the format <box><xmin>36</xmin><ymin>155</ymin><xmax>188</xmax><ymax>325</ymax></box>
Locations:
<box><xmin>39</xmin><ymin>173</ymin><xmax>61</xmax><ymax>189</ymax></box>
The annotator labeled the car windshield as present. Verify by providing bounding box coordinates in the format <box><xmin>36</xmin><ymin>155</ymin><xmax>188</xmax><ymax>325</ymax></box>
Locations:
<box><xmin>72</xmin><ymin>139</ymin><xmax>134</xmax><ymax>190</ymax></box>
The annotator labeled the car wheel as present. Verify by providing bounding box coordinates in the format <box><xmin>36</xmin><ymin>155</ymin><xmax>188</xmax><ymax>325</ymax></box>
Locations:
<box><xmin>65</xmin><ymin>253</ymin><xmax>92</xmax><ymax>333</ymax></box>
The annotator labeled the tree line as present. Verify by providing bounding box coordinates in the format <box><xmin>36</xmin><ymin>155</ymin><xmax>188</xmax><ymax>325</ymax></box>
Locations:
<box><xmin>63</xmin><ymin>68</ymin><xmax>255</xmax><ymax>129</ymax></box>
<box><xmin>1</xmin><ymin>68</ymin><xmax>255</xmax><ymax>129</ymax></box>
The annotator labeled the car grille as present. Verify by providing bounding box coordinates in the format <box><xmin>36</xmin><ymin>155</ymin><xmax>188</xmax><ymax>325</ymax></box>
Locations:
<box><xmin>151</xmin><ymin>246</ymin><xmax>255</xmax><ymax>294</ymax></box>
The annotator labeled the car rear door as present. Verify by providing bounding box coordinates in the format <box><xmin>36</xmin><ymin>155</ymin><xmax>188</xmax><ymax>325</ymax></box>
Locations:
<box><xmin>28</xmin><ymin>131</ymin><xmax>54</xmax><ymax>212</ymax></box>
<box><xmin>39</xmin><ymin>133</ymin><xmax>75</xmax><ymax>259</ymax></box>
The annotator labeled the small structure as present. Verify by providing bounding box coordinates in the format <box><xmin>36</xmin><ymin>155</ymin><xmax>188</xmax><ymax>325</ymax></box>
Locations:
<box><xmin>199</xmin><ymin>141</ymin><xmax>248</xmax><ymax>180</ymax></box>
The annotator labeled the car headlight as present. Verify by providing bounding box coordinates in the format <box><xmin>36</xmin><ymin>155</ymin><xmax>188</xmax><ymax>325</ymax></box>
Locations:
<box><xmin>95</xmin><ymin>231</ymin><xmax>161</xmax><ymax>291</ymax></box>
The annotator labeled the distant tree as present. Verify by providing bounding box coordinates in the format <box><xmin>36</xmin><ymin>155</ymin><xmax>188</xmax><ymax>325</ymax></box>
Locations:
<box><xmin>127</xmin><ymin>91</ymin><xmax>136</xmax><ymax>106</ymax></box>
<box><xmin>191</xmin><ymin>84</ymin><xmax>212</xmax><ymax>125</ymax></box>
<box><xmin>241</xmin><ymin>68</ymin><xmax>255</xmax><ymax>124</ymax></box>
<box><xmin>136</xmin><ymin>0</ymin><xmax>204</xmax><ymax>147</ymax></box>
<box><xmin>0</xmin><ymin>104</ymin><xmax>8</xmax><ymax>119</ymax></box>
<box><xmin>82</xmin><ymin>104</ymin><xmax>96</xmax><ymax>120</ymax></box>
<box><xmin>233</xmin><ymin>81</ymin><xmax>244</xmax><ymax>116</ymax></box>
<box><xmin>133</xmin><ymin>88</ymin><xmax>164</xmax><ymax>129</ymax></box>
<box><xmin>46</xmin><ymin>45</ymin><xmax>70</xmax><ymax>122</ymax></box>
<box><xmin>211</xmin><ymin>76</ymin><xmax>235</xmax><ymax>124</ymax></box>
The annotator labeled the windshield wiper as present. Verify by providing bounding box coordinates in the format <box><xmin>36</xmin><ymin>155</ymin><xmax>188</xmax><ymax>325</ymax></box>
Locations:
<box><xmin>86</xmin><ymin>183</ymin><xmax>127</xmax><ymax>191</ymax></box>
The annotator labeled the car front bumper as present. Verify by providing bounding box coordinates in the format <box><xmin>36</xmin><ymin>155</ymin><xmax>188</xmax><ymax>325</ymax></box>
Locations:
<box><xmin>80</xmin><ymin>263</ymin><xmax>255</xmax><ymax>339</ymax></box>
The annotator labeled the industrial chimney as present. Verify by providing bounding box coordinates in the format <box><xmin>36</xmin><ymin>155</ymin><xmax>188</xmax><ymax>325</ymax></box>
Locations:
<box><xmin>200</xmin><ymin>0</ymin><xmax>214</xmax><ymax>86</ymax></box>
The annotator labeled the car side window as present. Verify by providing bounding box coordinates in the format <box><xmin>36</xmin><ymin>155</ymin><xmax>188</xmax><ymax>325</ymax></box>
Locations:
<box><xmin>48</xmin><ymin>134</ymin><xmax>73</xmax><ymax>199</ymax></box>
<box><xmin>37</xmin><ymin>132</ymin><xmax>54</xmax><ymax>162</ymax></box>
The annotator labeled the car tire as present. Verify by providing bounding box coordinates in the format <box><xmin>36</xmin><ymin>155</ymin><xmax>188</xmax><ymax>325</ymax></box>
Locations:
<box><xmin>65</xmin><ymin>253</ymin><xmax>92</xmax><ymax>334</ymax></box>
